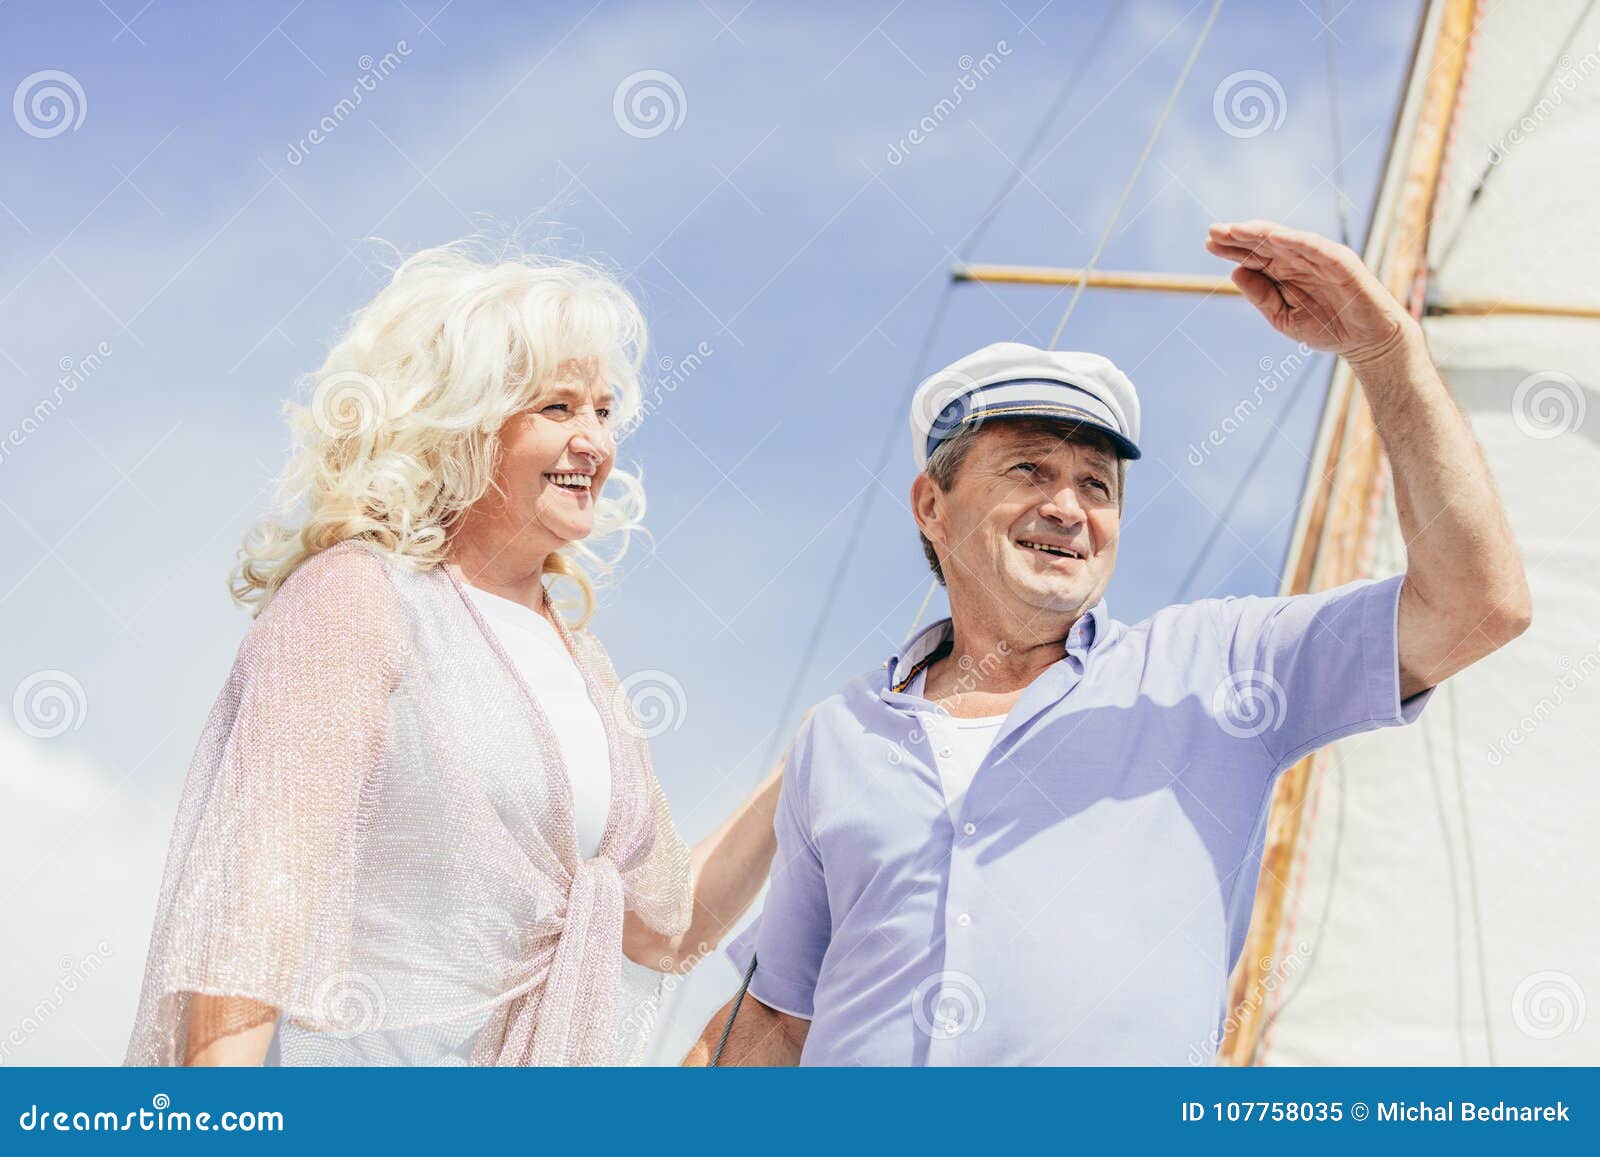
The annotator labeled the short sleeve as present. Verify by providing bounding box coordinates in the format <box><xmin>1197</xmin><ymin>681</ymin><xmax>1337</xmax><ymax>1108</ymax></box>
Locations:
<box><xmin>745</xmin><ymin>722</ymin><xmax>830</xmax><ymax>1021</ymax></box>
<box><xmin>1212</xmin><ymin>573</ymin><xmax>1431</xmax><ymax>772</ymax></box>
<box><xmin>125</xmin><ymin>542</ymin><xmax>411</xmax><ymax>1063</ymax></box>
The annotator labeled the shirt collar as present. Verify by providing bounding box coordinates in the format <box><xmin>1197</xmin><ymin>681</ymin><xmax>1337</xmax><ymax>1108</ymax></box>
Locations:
<box><xmin>885</xmin><ymin>600</ymin><xmax>1109</xmax><ymax>694</ymax></box>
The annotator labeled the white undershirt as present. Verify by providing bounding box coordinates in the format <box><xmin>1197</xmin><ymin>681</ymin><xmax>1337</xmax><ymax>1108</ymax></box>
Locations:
<box><xmin>905</xmin><ymin>667</ymin><xmax>1006</xmax><ymax>811</ymax></box>
<box><xmin>464</xmin><ymin>585</ymin><xmax>613</xmax><ymax>859</ymax></box>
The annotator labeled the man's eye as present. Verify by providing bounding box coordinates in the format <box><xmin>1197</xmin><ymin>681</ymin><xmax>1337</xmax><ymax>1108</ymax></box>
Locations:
<box><xmin>1012</xmin><ymin>462</ymin><xmax>1037</xmax><ymax>473</ymax></box>
<box><xmin>1089</xmin><ymin>479</ymin><xmax>1111</xmax><ymax>495</ymax></box>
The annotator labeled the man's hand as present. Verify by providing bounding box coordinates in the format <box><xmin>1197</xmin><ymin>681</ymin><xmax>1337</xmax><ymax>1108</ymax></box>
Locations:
<box><xmin>1205</xmin><ymin>220</ymin><xmax>1420</xmax><ymax>368</ymax></box>
<box><xmin>1205</xmin><ymin>219</ymin><xmax>1530</xmax><ymax>696</ymax></box>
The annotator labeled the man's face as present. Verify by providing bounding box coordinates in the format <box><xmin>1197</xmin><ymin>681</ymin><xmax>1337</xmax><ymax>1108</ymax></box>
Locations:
<box><xmin>916</xmin><ymin>419</ymin><xmax>1122</xmax><ymax>621</ymax></box>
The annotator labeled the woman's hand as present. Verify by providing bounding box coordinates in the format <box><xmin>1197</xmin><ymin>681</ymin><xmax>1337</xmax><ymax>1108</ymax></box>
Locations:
<box><xmin>624</xmin><ymin>762</ymin><xmax>784</xmax><ymax>973</ymax></box>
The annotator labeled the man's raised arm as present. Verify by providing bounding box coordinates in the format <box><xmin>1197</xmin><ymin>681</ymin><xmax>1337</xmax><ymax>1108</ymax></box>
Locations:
<box><xmin>1206</xmin><ymin>220</ymin><xmax>1531</xmax><ymax>698</ymax></box>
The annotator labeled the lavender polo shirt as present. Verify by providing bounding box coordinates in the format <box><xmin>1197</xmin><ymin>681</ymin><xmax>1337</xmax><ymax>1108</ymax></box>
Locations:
<box><xmin>732</xmin><ymin>575</ymin><xmax>1429</xmax><ymax>1065</ymax></box>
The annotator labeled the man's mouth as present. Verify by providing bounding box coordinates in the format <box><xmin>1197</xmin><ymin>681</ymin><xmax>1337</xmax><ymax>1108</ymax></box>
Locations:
<box><xmin>1017</xmin><ymin>539</ymin><xmax>1084</xmax><ymax>560</ymax></box>
<box><xmin>545</xmin><ymin>471</ymin><xmax>593</xmax><ymax>493</ymax></box>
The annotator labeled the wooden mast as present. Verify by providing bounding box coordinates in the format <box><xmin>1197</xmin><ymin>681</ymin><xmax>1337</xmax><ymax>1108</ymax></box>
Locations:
<box><xmin>1217</xmin><ymin>0</ymin><xmax>1478</xmax><ymax>1065</ymax></box>
<box><xmin>953</xmin><ymin>0</ymin><xmax>1483</xmax><ymax>1064</ymax></box>
<box><xmin>952</xmin><ymin>0</ymin><xmax>1495</xmax><ymax>1063</ymax></box>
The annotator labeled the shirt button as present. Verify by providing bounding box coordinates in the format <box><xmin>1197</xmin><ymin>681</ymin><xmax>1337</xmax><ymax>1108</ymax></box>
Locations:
<box><xmin>956</xmin><ymin>912</ymin><xmax>972</xmax><ymax>927</ymax></box>
<box><xmin>940</xmin><ymin>747</ymin><xmax>953</xmax><ymax>757</ymax></box>
<box><xmin>962</xmin><ymin>822</ymin><xmax>976</xmax><ymax>836</ymax></box>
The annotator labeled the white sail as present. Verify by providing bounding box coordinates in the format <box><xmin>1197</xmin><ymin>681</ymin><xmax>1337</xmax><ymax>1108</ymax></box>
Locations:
<box><xmin>1259</xmin><ymin>0</ymin><xmax>1600</xmax><ymax>1065</ymax></box>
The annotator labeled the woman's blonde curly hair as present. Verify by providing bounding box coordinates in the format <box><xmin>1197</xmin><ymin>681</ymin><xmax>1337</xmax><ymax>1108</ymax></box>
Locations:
<box><xmin>231</xmin><ymin>239</ymin><xmax>649</xmax><ymax>626</ymax></box>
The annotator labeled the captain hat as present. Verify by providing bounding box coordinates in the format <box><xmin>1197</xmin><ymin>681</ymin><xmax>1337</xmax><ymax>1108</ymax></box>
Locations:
<box><xmin>909</xmin><ymin>341</ymin><xmax>1142</xmax><ymax>470</ymax></box>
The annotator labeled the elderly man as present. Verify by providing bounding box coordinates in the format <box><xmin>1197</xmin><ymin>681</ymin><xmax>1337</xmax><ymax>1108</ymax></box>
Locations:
<box><xmin>685</xmin><ymin>221</ymin><xmax>1530</xmax><ymax>1066</ymax></box>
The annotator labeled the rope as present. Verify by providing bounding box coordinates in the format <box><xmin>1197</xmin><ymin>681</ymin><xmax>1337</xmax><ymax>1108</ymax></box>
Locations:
<box><xmin>1433</xmin><ymin>0</ymin><xmax>1598</xmax><ymax>268</ymax></box>
<box><xmin>1046</xmin><ymin>0</ymin><xmax>1224</xmax><ymax>349</ymax></box>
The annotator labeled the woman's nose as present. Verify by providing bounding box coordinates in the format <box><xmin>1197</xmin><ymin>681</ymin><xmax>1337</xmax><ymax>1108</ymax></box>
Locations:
<box><xmin>568</xmin><ymin>417</ymin><xmax>612</xmax><ymax>462</ymax></box>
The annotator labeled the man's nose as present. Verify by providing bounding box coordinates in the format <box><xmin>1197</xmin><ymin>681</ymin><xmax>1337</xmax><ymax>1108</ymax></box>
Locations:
<box><xmin>1038</xmin><ymin>483</ymin><xmax>1086</xmax><ymax>526</ymax></box>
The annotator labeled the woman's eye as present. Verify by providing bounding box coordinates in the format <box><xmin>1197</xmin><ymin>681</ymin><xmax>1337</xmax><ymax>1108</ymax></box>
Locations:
<box><xmin>596</xmin><ymin>407</ymin><xmax>611</xmax><ymax>421</ymax></box>
<box><xmin>541</xmin><ymin>403</ymin><xmax>569</xmax><ymax>415</ymax></box>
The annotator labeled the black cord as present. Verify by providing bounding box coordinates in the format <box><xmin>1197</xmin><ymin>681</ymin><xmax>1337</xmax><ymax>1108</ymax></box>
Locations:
<box><xmin>709</xmin><ymin>951</ymin><xmax>759</xmax><ymax>1067</ymax></box>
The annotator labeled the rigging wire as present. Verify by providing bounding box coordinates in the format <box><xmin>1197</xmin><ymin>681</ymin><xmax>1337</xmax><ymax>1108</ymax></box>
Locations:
<box><xmin>1448</xmin><ymin>679</ymin><xmax>1498</xmax><ymax>1064</ymax></box>
<box><xmin>1251</xmin><ymin>745</ymin><xmax>1347</xmax><ymax>1047</ymax></box>
<box><xmin>896</xmin><ymin>0</ymin><xmax>1227</xmax><ymax>643</ymax></box>
<box><xmin>755</xmin><ymin>2</ymin><xmax>1126</xmax><ymax>774</ymax></box>
<box><xmin>1170</xmin><ymin>351</ymin><xmax>1327</xmax><ymax>604</ymax></box>
<box><xmin>1227</xmin><ymin>0</ymin><xmax>1380</xmax><ymax>1062</ymax></box>
<box><xmin>1045</xmin><ymin>0</ymin><xmax>1225</xmax><ymax>348</ymax></box>
<box><xmin>1421</xmin><ymin>688</ymin><xmax>1472</xmax><ymax>1066</ymax></box>
<box><xmin>1432</xmin><ymin>0</ymin><xmax>1598</xmax><ymax>269</ymax></box>
<box><xmin>1171</xmin><ymin>0</ymin><xmax>1358</xmax><ymax>607</ymax></box>
<box><xmin>1323</xmin><ymin>0</ymin><xmax>1352</xmax><ymax>247</ymax></box>
<box><xmin>1411</xmin><ymin>0</ymin><xmax>1597</xmax><ymax>1070</ymax></box>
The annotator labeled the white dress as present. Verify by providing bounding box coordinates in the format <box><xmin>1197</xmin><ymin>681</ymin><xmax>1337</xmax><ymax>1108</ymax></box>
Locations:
<box><xmin>460</xmin><ymin>584</ymin><xmax>614</xmax><ymax>858</ymax></box>
<box><xmin>266</xmin><ymin>579</ymin><xmax>615</xmax><ymax>1065</ymax></box>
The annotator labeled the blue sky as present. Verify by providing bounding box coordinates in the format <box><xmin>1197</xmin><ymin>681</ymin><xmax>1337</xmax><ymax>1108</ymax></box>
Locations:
<box><xmin>0</xmin><ymin>0</ymin><xmax>1422</xmax><ymax>1061</ymax></box>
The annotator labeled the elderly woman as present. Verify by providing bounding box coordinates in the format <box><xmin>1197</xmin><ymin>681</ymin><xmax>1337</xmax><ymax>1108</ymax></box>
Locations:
<box><xmin>125</xmin><ymin>243</ymin><xmax>780</xmax><ymax>1066</ymax></box>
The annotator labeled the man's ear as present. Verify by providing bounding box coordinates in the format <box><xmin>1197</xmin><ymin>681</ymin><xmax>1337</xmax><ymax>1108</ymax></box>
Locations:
<box><xmin>910</xmin><ymin>473</ymin><xmax>943</xmax><ymax>546</ymax></box>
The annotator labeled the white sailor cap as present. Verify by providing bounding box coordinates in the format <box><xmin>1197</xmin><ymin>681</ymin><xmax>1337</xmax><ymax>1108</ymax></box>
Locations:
<box><xmin>909</xmin><ymin>341</ymin><xmax>1143</xmax><ymax>469</ymax></box>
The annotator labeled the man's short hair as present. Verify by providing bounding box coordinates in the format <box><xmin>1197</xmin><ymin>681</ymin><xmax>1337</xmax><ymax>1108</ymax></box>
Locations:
<box><xmin>918</xmin><ymin>420</ymin><xmax>1126</xmax><ymax>585</ymax></box>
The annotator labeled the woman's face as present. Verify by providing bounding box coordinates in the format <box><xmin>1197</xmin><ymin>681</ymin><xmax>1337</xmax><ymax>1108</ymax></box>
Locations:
<box><xmin>491</xmin><ymin>360</ymin><xmax>616</xmax><ymax>550</ymax></box>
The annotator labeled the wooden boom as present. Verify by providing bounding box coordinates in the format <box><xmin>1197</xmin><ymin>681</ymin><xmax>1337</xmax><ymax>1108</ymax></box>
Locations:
<box><xmin>951</xmin><ymin>262</ymin><xmax>1599</xmax><ymax>321</ymax></box>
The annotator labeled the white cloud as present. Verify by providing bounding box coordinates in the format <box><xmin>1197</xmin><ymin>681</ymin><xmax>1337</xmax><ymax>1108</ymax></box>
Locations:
<box><xmin>0</xmin><ymin>725</ymin><xmax>168</xmax><ymax>1064</ymax></box>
